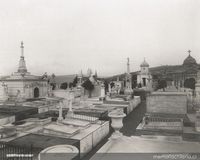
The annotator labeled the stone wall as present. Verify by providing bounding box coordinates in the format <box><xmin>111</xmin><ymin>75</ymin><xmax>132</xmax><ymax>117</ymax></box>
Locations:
<box><xmin>146</xmin><ymin>92</ymin><xmax>187</xmax><ymax>114</ymax></box>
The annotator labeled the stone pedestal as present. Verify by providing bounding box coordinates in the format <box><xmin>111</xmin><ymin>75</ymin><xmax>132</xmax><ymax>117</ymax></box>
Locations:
<box><xmin>108</xmin><ymin>109</ymin><xmax>126</xmax><ymax>139</ymax></box>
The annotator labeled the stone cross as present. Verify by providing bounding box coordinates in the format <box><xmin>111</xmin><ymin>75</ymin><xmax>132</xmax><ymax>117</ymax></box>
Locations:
<box><xmin>188</xmin><ymin>50</ymin><xmax>191</xmax><ymax>55</ymax></box>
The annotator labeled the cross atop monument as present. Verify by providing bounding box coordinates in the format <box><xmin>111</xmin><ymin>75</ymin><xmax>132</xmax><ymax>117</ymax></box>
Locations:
<box><xmin>188</xmin><ymin>50</ymin><xmax>191</xmax><ymax>55</ymax></box>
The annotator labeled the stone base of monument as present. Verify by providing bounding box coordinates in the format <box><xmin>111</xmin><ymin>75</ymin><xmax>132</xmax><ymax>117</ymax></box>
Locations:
<box><xmin>66</xmin><ymin>110</ymin><xmax>74</xmax><ymax>118</ymax></box>
<box><xmin>109</xmin><ymin>130</ymin><xmax>123</xmax><ymax>139</ymax></box>
<box><xmin>124</xmin><ymin>89</ymin><xmax>133</xmax><ymax>95</ymax></box>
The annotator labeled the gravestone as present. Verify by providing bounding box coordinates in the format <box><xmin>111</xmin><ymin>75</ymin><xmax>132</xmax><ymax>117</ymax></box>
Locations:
<box><xmin>146</xmin><ymin>92</ymin><xmax>187</xmax><ymax>114</ymax></box>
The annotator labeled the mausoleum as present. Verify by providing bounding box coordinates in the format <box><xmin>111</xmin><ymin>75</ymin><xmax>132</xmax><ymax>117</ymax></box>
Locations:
<box><xmin>0</xmin><ymin>42</ymin><xmax>48</xmax><ymax>100</ymax></box>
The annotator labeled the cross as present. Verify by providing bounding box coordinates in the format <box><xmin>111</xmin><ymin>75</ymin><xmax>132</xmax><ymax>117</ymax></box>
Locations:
<box><xmin>188</xmin><ymin>50</ymin><xmax>191</xmax><ymax>55</ymax></box>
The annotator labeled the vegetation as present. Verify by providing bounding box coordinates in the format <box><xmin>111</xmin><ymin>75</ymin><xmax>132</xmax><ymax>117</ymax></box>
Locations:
<box><xmin>72</xmin><ymin>76</ymin><xmax>78</xmax><ymax>87</ymax></box>
<box><xmin>157</xmin><ymin>79</ymin><xmax>167</xmax><ymax>91</ymax></box>
<box><xmin>60</xmin><ymin>82</ymin><xmax>68</xmax><ymax>89</ymax></box>
<box><xmin>110</xmin><ymin>81</ymin><xmax>115</xmax><ymax>88</ymax></box>
<box><xmin>82</xmin><ymin>79</ymin><xmax>94</xmax><ymax>97</ymax></box>
<box><xmin>184</xmin><ymin>78</ymin><xmax>195</xmax><ymax>90</ymax></box>
<box><xmin>50</xmin><ymin>73</ymin><xmax>56</xmax><ymax>90</ymax></box>
<box><xmin>69</xmin><ymin>82</ymin><xmax>74</xmax><ymax>89</ymax></box>
<box><xmin>104</xmin><ymin>80</ymin><xmax>109</xmax><ymax>93</ymax></box>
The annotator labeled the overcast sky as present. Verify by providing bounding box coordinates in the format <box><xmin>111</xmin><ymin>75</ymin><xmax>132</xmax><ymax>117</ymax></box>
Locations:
<box><xmin>0</xmin><ymin>0</ymin><xmax>200</xmax><ymax>77</ymax></box>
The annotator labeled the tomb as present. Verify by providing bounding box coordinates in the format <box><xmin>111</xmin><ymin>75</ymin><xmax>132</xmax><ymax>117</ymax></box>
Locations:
<box><xmin>136</xmin><ymin>92</ymin><xmax>188</xmax><ymax>136</ymax></box>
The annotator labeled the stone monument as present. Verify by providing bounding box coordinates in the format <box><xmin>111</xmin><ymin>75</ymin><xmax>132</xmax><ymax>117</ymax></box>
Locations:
<box><xmin>124</xmin><ymin>58</ymin><xmax>133</xmax><ymax>95</ymax></box>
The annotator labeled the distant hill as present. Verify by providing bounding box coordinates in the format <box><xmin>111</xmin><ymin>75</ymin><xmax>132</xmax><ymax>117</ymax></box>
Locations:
<box><xmin>49</xmin><ymin>74</ymin><xmax>77</xmax><ymax>84</ymax></box>
<box><xmin>105</xmin><ymin>64</ymin><xmax>200</xmax><ymax>81</ymax></box>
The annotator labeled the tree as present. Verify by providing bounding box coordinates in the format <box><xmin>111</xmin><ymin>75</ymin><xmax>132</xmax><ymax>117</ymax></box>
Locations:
<box><xmin>158</xmin><ymin>79</ymin><xmax>167</xmax><ymax>91</ymax></box>
<box><xmin>60</xmin><ymin>82</ymin><xmax>68</xmax><ymax>89</ymax></box>
<box><xmin>72</xmin><ymin>76</ymin><xmax>78</xmax><ymax>87</ymax></box>
<box><xmin>50</xmin><ymin>73</ymin><xmax>56</xmax><ymax>90</ymax></box>
<box><xmin>82</xmin><ymin>79</ymin><xmax>94</xmax><ymax>97</ymax></box>
<box><xmin>110</xmin><ymin>81</ymin><xmax>115</xmax><ymax>88</ymax></box>
<box><xmin>69</xmin><ymin>82</ymin><xmax>74</xmax><ymax>89</ymax></box>
<box><xmin>184</xmin><ymin>78</ymin><xmax>195</xmax><ymax>90</ymax></box>
<box><xmin>104</xmin><ymin>80</ymin><xmax>109</xmax><ymax>93</ymax></box>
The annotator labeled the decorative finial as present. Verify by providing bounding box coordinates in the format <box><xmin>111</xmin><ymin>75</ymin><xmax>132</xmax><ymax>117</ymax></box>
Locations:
<box><xmin>188</xmin><ymin>50</ymin><xmax>191</xmax><ymax>55</ymax></box>
<box><xmin>20</xmin><ymin>41</ymin><xmax>24</xmax><ymax>57</ymax></box>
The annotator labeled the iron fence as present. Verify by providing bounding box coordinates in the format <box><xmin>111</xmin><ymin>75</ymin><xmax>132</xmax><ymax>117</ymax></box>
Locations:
<box><xmin>0</xmin><ymin>141</ymin><xmax>33</xmax><ymax>160</ymax></box>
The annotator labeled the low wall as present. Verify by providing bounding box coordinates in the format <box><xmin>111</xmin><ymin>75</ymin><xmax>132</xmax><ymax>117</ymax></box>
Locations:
<box><xmin>79</xmin><ymin>121</ymin><xmax>110</xmax><ymax>158</ymax></box>
<box><xmin>0</xmin><ymin>115</ymin><xmax>15</xmax><ymax>125</ymax></box>
<box><xmin>146</xmin><ymin>92</ymin><xmax>187</xmax><ymax>114</ymax></box>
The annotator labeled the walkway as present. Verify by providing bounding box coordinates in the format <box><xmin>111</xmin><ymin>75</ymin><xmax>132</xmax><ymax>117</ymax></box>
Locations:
<box><xmin>121</xmin><ymin>100</ymin><xmax>146</xmax><ymax>136</ymax></box>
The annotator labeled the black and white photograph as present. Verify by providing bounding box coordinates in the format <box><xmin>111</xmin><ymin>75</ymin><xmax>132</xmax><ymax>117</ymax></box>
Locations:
<box><xmin>0</xmin><ymin>0</ymin><xmax>200</xmax><ymax>160</ymax></box>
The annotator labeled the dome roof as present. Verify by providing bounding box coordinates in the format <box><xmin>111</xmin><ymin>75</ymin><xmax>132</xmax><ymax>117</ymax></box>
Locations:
<box><xmin>140</xmin><ymin>59</ymin><xmax>149</xmax><ymax>67</ymax></box>
<box><xmin>183</xmin><ymin>54</ymin><xmax>197</xmax><ymax>66</ymax></box>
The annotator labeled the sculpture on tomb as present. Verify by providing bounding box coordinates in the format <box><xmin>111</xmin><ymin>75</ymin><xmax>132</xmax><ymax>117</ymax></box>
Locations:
<box><xmin>66</xmin><ymin>92</ymin><xmax>74</xmax><ymax>118</ymax></box>
<box><xmin>0</xmin><ymin>82</ymin><xmax>9</xmax><ymax>101</ymax></box>
<box><xmin>47</xmin><ymin>84</ymin><xmax>53</xmax><ymax>97</ymax></box>
<box><xmin>99</xmin><ymin>83</ymin><xmax>105</xmax><ymax>101</ymax></box>
<box><xmin>57</xmin><ymin>101</ymin><xmax>64</xmax><ymax>122</ymax></box>
<box><xmin>15</xmin><ymin>90</ymin><xmax>24</xmax><ymax>103</ymax></box>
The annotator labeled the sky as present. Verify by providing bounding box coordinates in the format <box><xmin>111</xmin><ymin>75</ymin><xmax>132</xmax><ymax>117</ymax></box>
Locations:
<box><xmin>0</xmin><ymin>0</ymin><xmax>200</xmax><ymax>77</ymax></box>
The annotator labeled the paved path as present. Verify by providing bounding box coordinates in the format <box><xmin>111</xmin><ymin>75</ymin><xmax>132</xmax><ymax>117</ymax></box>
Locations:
<box><xmin>120</xmin><ymin>100</ymin><xmax>146</xmax><ymax>136</ymax></box>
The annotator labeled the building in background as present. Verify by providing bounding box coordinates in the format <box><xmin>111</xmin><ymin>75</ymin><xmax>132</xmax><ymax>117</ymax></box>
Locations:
<box><xmin>137</xmin><ymin>58</ymin><xmax>152</xmax><ymax>90</ymax></box>
<box><xmin>0</xmin><ymin>42</ymin><xmax>48</xmax><ymax>100</ymax></box>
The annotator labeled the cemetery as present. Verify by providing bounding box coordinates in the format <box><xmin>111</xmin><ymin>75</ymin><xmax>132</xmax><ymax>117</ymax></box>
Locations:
<box><xmin>1</xmin><ymin>42</ymin><xmax>200</xmax><ymax>159</ymax></box>
<box><xmin>0</xmin><ymin>76</ymin><xmax>141</xmax><ymax>159</ymax></box>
